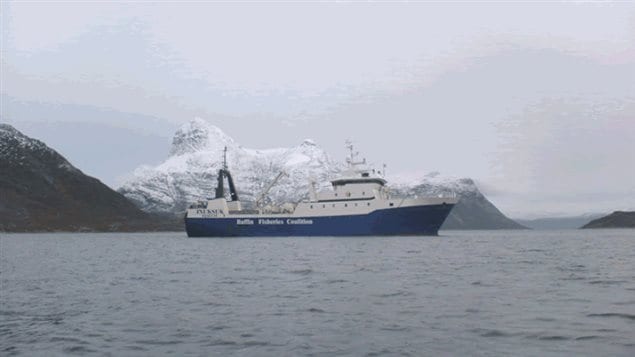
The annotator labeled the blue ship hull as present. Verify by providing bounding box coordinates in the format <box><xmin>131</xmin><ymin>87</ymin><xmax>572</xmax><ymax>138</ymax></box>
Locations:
<box><xmin>185</xmin><ymin>203</ymin><xmax>454</xmax><ymax>237</ymax></box>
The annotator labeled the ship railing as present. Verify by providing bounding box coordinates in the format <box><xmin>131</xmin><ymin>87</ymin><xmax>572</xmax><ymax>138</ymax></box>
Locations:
<box><xmin>412</xmin><ymin>191</ymin><xmax>457</xmax><ymax>200</ymax></box>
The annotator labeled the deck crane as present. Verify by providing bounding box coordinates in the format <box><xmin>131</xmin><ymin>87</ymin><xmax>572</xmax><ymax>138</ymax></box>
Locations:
<box><xmin>255</xmin><ymin>171</ymin><xmax>288</xmax><ymax>208</ymax></box>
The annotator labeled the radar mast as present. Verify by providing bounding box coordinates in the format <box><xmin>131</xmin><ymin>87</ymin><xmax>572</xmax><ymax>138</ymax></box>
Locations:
<box><xmin>345</xmin><ymin>140</ymin><xmax>366</xmax><ymax>168</ymax></box>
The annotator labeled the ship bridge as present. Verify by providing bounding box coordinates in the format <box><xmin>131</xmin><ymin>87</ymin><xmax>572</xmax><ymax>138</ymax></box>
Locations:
<box><xmin>321</xmin><ymin>170</ymin><xmax>387</xmax><ymax>202</ymax></box>
<box><xmin>312</xmin><ymin>143</ymin><xmax>390</xmax><ymax>203</ymax></box>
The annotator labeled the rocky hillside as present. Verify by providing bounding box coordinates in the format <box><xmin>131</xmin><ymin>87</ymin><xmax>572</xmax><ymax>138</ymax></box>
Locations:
<box><xmin>582</xmin><ymin>211</ymin><xmax>635</xmax><ymax>229</ymax></box>
<box><xmin>119</xmin><ymin>118</ymin><xmax>524</xmax><ymax>230</ymax></box>
<box><xmin>0</xmin><ymin>124</ymin><xmax>180</xmax><ymax>232</ymax></box>
<box><xmin>390</xmin><ymin>173</ymin><xmax>525</xmax><ymax>230</ymax></box>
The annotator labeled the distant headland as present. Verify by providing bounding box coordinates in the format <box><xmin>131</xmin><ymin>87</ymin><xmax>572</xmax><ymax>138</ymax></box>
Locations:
<box><xmin>582</xmin><ymin>211</ymin><xmax>635</xmax><ymax>229</ymax></box>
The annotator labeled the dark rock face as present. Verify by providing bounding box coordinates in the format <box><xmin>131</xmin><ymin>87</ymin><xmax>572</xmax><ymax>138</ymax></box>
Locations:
<box><xmin>0</xmin><ymin>124</ymin><xmax>180</xmax><ymax>232</ymax></box>
<box><xmin>582</xmin><ymin>211</ymin><xmax>635</xmax><ymax>229</ymax></box>
<box><xmin>443</xmin><ymin>194</ymin><xmax>527</xmax><ymax>230</ymax></box>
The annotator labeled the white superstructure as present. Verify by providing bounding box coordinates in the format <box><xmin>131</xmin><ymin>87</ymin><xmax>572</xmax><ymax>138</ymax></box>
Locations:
<box><xmin>186</xmin><ymin>144</ymin><xmax>458</xmax><ymax>219</ymax></box>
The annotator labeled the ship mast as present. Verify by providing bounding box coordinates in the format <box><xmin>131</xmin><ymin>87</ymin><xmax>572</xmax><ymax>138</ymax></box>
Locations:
<box><xmin>222</xmin><ymin>146</ymin><xmax>228</xmax><ymax>170</ymax></box>
<box><xmin>215</xmin><ymin>146</ymin><xmax>239</xmax><ymax>201</ymax></box>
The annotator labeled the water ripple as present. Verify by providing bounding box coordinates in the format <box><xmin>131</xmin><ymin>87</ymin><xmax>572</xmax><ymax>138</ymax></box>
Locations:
<box><xmin>472</xmin><ymin>329</ymin><xmax>514</xmax><ymax>338</ymax></box>
<box><xmin>307</xmin><ymin>307</ymin><xmax>326</xmax><ymax>313</ymax></box>
<box><xmin>134</xmin><ymin>339</ymin><xmax>184</xmax><ymax>346</ymax></box>
<box><xmin>1</xmin><ymin>230</ymin><xmax>633</xmax><ymax>356</ymax></box>
<box><xmin>587</xmin><ymin>313</ymin><xmax>635</xmax><ymax>321</ymax></box>
<box><xmin>588</xmin><ymin>280</ymin><xmax>627</xmax><ymax>285</ymax></box>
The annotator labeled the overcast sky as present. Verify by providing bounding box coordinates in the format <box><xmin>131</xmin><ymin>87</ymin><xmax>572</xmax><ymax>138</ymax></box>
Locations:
<box><xmin>2</xmin><ymin>1</ymin><xmax>634</xmax><ymax>218</ymax></box>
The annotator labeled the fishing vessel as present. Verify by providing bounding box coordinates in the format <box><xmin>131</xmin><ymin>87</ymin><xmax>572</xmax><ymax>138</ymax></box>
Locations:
<box><xmin>185</xmin><ymin>144</ymin><xmax>457</xmax><ymax>237</ymax></box>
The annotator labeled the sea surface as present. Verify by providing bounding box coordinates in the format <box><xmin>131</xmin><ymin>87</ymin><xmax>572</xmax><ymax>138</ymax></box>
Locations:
<box><xmin>1</xmin><ymin>230</ymin><xmax>634</xmax><ymax>356</ymax></box>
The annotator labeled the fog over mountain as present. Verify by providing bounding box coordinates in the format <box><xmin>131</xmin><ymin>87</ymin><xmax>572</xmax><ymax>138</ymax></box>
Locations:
<box><xmin>2</xmin><ymin>2</ymin><xmax>634</xmax><ymax>218</ymax></box>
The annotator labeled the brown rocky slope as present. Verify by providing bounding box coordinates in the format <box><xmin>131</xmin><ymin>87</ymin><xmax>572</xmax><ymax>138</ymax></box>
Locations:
<box><xmin>0</xmin><ymin>123</ymin><xmax>181</xmax><ymax>232</ymax></box>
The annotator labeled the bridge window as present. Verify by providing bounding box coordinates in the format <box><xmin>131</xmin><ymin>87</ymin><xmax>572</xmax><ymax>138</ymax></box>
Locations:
<box><xmin>345</xmin><ymin>204</ymin><xmax>348</xmax><ymax>207</ymax></box>
<box><xmin>362</xmin><ymin>191</ymin><xmax>365</xmax><ymax>195</ymax></box>
<box><xmin>389</xmin><ymin>203</ymin><xmax>394</xmax><ymax>207</ymax></box>
<box><xmin>355</xmin><ymin>203</ymin><xmax>358</xmax><ymax>207</ymax></box>
<box><xmin>322</xmin><ymin>204</ymin><xmax>325</xmax><ymax>208</ymax></box>
<box><xmin>310</xmin><ymin>205</ymin><xmax>313</xmax><ymax>209</ymax></box>
<box><xmin>367</xmin><ymin>203</ymin><xmax>371</xmax><ymax>206</ymax></box>
<box><xmin>332</xmin><ymin>204</ymin><xmax>335</xmax><ymax>207</ymax></box>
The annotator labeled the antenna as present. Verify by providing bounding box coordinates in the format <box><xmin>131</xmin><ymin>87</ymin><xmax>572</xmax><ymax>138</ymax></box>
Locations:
<box><xmin>344</xmin><ymin>140</ymin><xmax>366</xmax><ymax>167</ymax></box>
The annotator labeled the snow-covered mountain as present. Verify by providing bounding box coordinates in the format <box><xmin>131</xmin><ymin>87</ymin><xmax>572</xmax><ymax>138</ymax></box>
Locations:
<box><xmin>118</xmin><ymin>118</ymin><xmax>525</xmax><ymax>229</ymax></box>
<box><xmin>118</xmin><ymin>118</ymin><xmax>341</xmax><ymax>212</ymax></box>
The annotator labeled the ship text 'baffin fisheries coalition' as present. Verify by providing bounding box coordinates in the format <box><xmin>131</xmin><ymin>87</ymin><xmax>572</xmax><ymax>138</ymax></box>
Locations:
<box><xmin>236</xmin><ymin>218</ymin><xmax>314</xmax><ymax>225</ymax></box>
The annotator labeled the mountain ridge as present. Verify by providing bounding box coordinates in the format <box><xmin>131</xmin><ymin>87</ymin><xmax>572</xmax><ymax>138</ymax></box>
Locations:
<box><xmin>515</xmin><ymin>214</ymin><xmax>604</xmax><ymax>230</ymax></box>
<box><xmin>119</xmin><ymin>118</ymin><xmax>525</xmax><ymax>230</ymax></box>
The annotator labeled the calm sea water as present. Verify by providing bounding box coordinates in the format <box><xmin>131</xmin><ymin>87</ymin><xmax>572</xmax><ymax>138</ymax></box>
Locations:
<box><xmin>1</xmin><ymin>230</ymin><xmax>634</xmax><ymax>356</ymax></box>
